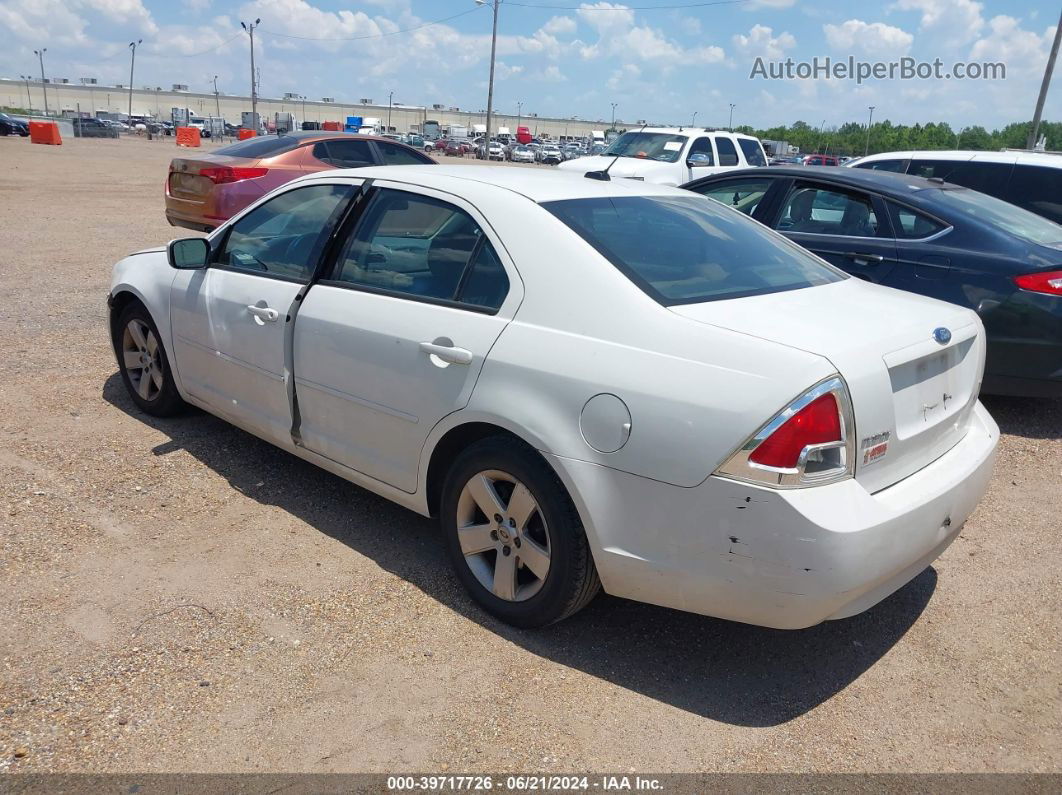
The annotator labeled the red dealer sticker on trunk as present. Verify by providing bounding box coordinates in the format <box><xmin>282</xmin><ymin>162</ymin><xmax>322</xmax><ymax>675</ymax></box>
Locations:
<box><xmin>860</xmin><ymin>431</ymin><xmax>891</xmax><ymax>466</ymax></box>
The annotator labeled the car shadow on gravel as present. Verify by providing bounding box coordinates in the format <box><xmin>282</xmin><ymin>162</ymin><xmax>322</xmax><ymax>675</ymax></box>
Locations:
<box><xmin>980</xmin><ymin>394</ymin><xmax>1062</xmax><ymax>440</ymax></box>
<box><xmin>105</xmin><ymin>373</ymin><xmax>935</xmax><ymax>727</ymax></box>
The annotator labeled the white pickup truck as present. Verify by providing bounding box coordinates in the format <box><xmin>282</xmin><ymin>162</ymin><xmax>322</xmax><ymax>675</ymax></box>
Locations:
<box><xmin>559</xmin><ymin>127</ymin><xmax>767</xmax><ymax>186</ymax></box>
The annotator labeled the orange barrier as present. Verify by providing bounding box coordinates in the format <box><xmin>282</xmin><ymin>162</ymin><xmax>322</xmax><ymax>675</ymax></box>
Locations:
<box><xmin>322</xmin><ymin>121</ymin><xmax>342</xmax><ymax>131</ymax></box>
<box><xmin>238</xmin><ymin>128</ymin><xmax>256</xmax><ymax>140</ymax></box>
<box><xmin>176</xmin><ymin>126</ymin><xmax>201</xmax><ymax>147</ymax></box>
<box><xmin>28</xmin><ymin>121</ymin><xmax>62</xmax><ymax>146</ymax></box>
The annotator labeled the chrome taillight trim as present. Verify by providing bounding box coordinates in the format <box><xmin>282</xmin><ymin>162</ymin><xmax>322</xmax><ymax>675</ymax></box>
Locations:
<box><xmin>715</xmin><ymin>375</ymin><xmax>856</xmax><ymax>489</ymax></box>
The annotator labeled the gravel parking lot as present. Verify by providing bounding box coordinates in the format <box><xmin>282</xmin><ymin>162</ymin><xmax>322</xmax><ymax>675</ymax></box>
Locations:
<box><xmin>0</xmin><ymin>135</ymin><xmax>1059</xmax><ymax>774</ymax></box>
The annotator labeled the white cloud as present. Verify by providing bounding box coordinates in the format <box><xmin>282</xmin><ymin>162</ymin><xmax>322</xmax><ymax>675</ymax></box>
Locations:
<box><xmin>542</xmin><ymin>15</ymin><xmax>576</xmax><ymax>35</ymax></box>
<box><xmin>82</xmin><ymin>0</ymin><xmax>157</xmax><ymax>34</ymax></box>
<box><xmin>823</xmin><ymin>19</ymin><xmax>914</xmax><ymax>56</ymax></box>
<box><xmin>732</xmin><ymin>24</ymin><xmax>796</xmax><ymax>60</ymax></box>
<box><xmin>970</xmin><ymin>15</ymin><xmax>1057</xmax><ymax>72</ymax></box>
<box><xmin>576</xmin><ymin>1</ymin><xmax>725</xmax><ymax>63</ymax></box>
<box><xmin>892</xmin><ymin>0</ymin><xmax>984</xmax><ymax>47</ymax></box>
<box><xmin>744</xmin><ymin>0</ymin><xmax>797</xmax><ymax>8</ymax></box>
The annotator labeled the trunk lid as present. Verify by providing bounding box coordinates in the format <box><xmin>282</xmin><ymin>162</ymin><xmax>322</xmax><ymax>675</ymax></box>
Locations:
<box><xmin>671</xmin><ymin>279</ymin><xmax>985</xmax><ymax>493</ymax></box>
<box><xmin>167</xmin><ymin>153</ymin><xmax>257</xmax><ymax>201</ymax></box>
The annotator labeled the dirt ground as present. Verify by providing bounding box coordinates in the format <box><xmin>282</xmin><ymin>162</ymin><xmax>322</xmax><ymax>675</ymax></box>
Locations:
<box><xmin>0</xmin><ymin>135</ymin><xmax>1059</xmax><ymax>774</ymax></box>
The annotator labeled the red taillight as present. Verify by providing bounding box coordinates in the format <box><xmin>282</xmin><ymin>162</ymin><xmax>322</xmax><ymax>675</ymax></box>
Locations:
<box><xmin>198</xmin><ymin>166</ymin><xmax>268</xmax><ymax>184</ymax></box>
<box><xmin>1014</xmin><ymin>270</ymin><xmax>1062</xmax><ymax>296</ymax></box>
<box><xmin>749</xmin><ymin>393</ymin><xmax>842</xmax><ymax>470</ymax></box>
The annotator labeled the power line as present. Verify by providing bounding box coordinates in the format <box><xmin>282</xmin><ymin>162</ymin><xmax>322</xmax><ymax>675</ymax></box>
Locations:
<box><xmin>507</xmin><ymin>0</ymin><xmax>748</xmax><ymax>9</ymax></box>
<box><xmin>261</xmin><ymin>6</ymin><xmax>486</xmax><ymax>42</ymax></box>
<box><xmin>150</xmin><ymin>32</ymin><xmax>244</xmax><ymax>59</ymax></box>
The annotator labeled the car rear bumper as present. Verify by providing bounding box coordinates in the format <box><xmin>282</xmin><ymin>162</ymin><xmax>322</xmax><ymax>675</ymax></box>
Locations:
<box><xmin>548</xmin><ymin>400</ymin><xmax>999</xmax><ymax>629</ymax></box>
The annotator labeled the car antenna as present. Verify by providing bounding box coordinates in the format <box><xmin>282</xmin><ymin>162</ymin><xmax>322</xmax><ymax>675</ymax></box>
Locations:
<box><xmin>585</xmin><ymin>122</ymin><xmax>647</xmax><ymax>181</ymax></box>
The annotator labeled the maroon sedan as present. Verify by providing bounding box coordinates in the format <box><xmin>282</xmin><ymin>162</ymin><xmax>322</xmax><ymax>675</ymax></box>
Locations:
<box><xmin>165</xmin><ymin>131</ymin><xmax>434</xmax><ymax>232</ymax></box>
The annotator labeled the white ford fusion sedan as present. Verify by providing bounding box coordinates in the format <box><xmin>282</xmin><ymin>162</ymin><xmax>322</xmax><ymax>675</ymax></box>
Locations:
<box><xmin>108</xmin><ymin>165</ymin><xmax>998</xmax><ymax>629</ymax></box>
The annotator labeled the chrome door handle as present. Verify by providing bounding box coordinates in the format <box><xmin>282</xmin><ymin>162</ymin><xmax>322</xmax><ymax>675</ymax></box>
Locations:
<box><xmin>246</xmin><ymin>305</ymin><xmax>279</xmax><ymax>322</ymax></box>
<box><xmin>844</xmin><ymin>252</ymin><xmax>885</xmax><ymax>264</ymax></box>
<box><xmin>419</xmin><ymin>342</ymin><xmax>473</xmax><ymax>365</ymax></box>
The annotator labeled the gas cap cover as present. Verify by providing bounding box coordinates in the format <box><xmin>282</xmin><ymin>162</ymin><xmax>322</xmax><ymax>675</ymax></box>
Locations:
<box><xmin>579</xmin><ymin>393</ymin><xmax>632</xmax><ymax>454</ymax></box>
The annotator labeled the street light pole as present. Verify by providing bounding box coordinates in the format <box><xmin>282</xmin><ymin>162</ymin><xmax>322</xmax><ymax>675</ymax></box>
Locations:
<box><xmin>728</xmin><ymin>103</ymin><xmax>735</xmax><ymax>131</ymax></box>
<box><xmin>611</xmin><ymin>101</ymin><xmax>617</xmax><ymax>131</ymax></box>
<box><xmin>388</xmin><ymin>90</ymin><xmax>393</xmax><ymax>132</ymax></box>
<box><xmin>241</xmin><ymin>18</ymin><xmax>261</xmax><ymax>130</ymax></box>
<box><xmin>128</xmin><ymin>39</ymin><xmax>141</xmax><ymax>120</ymax></box>
<box><xmin>34</xmin><ymin>49</ymin><xmax>48</xmax><ymax>115</ymax></box>
<box><xmin>213</xmin><ymin>75</ymin><xmax>221</xmax><ymax>118</ymax></box>
<box><xmin>476</xmin><ymin>0</ymin><xmax>500</xmax><ymax>159</ymax></box>
<box><xmin>19</xmin><ymin>75</ymin><xmax>31</xmax><ymax>113</ymax></box>
<box><xmin>865</xmin><ymin>105</ymin><xmax>875</xmax><ymax>156</ymax></box>
<box><xmin>517</xmin><ymin>101</ymin><xmax>522</xmax><ymax>131</ymax></box>
<box><xmin>691</xmin><ymin>111</ymin><xmax>698</xmax><ymax>128</ymax></box>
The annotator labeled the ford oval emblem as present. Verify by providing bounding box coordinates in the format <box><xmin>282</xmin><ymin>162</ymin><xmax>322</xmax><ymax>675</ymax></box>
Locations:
<box><xmin>933</xmin><ymin>327</ymin><xmax>952</xmax><ymax>345</ymax></box>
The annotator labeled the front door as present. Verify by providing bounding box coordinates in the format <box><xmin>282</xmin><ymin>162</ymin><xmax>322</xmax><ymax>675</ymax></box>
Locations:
<box><xmin>772</xmin><ymin>181</ymin><xmax>898</xmax><ymax>283</ymax></box>
<box><xmin>293</xmin><ymin>184</ymin><xmax>520</xmax><ymax>493</ymax></box>
<box><xmin>169</xmin><ymin>182</ymin><xmax>355</xmax><ymax>444</ymax></box>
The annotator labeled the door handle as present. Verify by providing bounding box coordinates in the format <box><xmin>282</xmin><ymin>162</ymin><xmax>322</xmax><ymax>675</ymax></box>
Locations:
<box><xmin>844</xmin><ymin>252</ymin><xmax>885</xmax><ymax>264</ymax></box>
<box><xmin>246</xmin><ymin>305</ymin><xmax>279</xmax><ymax>322</ymax></box>
<box><xmin>419</xmin><ymin>342</ymin><xmax>473</xmax><ymax>365</ymax></box>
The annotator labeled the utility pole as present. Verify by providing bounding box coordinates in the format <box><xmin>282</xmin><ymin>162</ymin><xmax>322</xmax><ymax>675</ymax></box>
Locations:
<box><xmin>388</xmin><ymin>90</ymin><xmax>394</xmax><ymax>132</ymax></box>
<box><xmin>865</xmin><ymin>106</ymin><xmax>875</xmax><ymax>156</ymax></box>
<box><xmin>1028</xmin><ymin>6</ymin><xmax>1062</xmax><ymax>150</ymax></box>
<box><xmin>34</xmin><ymin>49</ymin><xmax>48</xmax><ymax>115</ymax></box>
<box><xmin>128</xmin><ymin>39</ymin><xmax>141</xmax><ymax>120</ymax></box>
<box><xmin>728</xmin><ymin>103</ymin><xmax>735</xmax><ymax>131</ymax></box>
<box><xmin>241</xmin><ymin>18</ymin><xmax>261</xmax><ymax>130</ymax></box>
<box><xmin>611</xmin><ymin>101</ymin><xmax>617</xmax><ymax>131</ymax></box>
<box><xmin>477</xmin><ymin>0</ymin><xmax>500</xmax><ymax>158</ymax></box>
<box><xmin>517</xmin><ymin>100</ymin><xmax>522</xmax><ymax>131</ymax></box>
<box><xmin>213</xmin><ymin>75</ymin><xmax>221</xmax><ymax>118</ymax></box>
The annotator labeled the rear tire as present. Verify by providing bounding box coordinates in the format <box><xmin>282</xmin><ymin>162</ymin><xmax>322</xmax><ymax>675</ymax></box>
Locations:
<box><xmin>112</xmin><ymin>301</ymin><xmax>187</xmax><ymax>417</ymax></box>
<box><xmin>441</xmin><ymin>436</ymin><xmax>600</xmax><ymax>628</ymax></box>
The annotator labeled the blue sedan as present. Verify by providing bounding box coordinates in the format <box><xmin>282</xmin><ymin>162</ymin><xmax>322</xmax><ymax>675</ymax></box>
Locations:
<box><xmin>682</xmin><ymin>167</ymin><xmax>1062</xmax><ymax>397</ymax></box>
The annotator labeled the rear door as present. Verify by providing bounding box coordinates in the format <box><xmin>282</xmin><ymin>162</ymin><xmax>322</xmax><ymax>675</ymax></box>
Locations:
<box><xmin>769</xmin><ymin>180</ymin><xmax>899</xmax><ymax>282</ymax></box>
<box><xmin>292</xmin><ymin>183</ymin><xmax>521</xmax><ymax>493</ymax></box>
<box><xmin>169</xmin><ymin>182</ymin><xmax>356</xmax><ymax>445</ymax></box>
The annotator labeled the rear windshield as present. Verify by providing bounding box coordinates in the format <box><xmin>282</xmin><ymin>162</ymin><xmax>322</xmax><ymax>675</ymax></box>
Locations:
<box><xmin>932</xmin><ymin>187</ymin><xmax>1062</xmax><ymax>247</ymax></box>
<box><xmin>544</xmin><ymin>195</ymin><xmax>845</xmax><ymax>305</ymax></box>
<box><xmin>213</xmin><ymin>135</ymin><xmax>302</xmax><ymax>158</ymax></box>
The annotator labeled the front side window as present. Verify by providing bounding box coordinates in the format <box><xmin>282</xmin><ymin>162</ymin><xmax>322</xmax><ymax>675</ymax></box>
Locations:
<box><xmin>217</xmin><ymin>184</ymin><xmax>353</xmax><ymax>281</ymax></box>
<box><xmin>544</xmin><ymin>195</ymin><xmax>844</xmax><ymax>305</ymax></box>
<box><xmin>738</xmin><ymin>138</ymin><xmax>767</xmax><ymax>167</ymax></box>
<box><xmin>602</xmin><ymin>131</ymin><xmax>688</xmax><ymax>163</ymax></box>
<box><xmin>313</xmin><ymin>139</ymin><xmax>374</xmax><ymax>168</ymax></box>
<box><xmin>1003</xmin><ymin>165</ymin><xmax>1062</xmax><ymax>225</ymax></box>
<box><xmin>691</xmin><ymin>178</ymin><xmax>773</xmax><ymax>216</ymax></box>
<box><xmin>908</xmin><ymin>159</ymin><xmax>1012</xmax><ymax>195</ymax></box>
<box><xmin>777</xmin><ymin>186</ymin><xmax>880</xmax><ymax>237</ymax></box>
<box><xmin>687</xmin><ymin>138</ymin><xmax>715</xmax><ymax>166</ymax></box>
<box><xmin>715</xmin><ymin>137</ymin><xmax>740</xmax><ymax>167</ymax></box>
<box><xmin>857</xmin><ymin>159</ymin><xmax>906</xmax><ymax>173</ymax></box>
<box><xmin>332</xmin><ymin>189</ymin><xmax>509</xmax><ymax>309</ymax></box>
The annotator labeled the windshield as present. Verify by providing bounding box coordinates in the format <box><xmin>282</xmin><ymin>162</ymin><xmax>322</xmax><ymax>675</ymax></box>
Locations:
<box><xmin>933</xmin><ymin>187</ymin><xmax>1062</xmax><ymax>246</ymax></box>
<box><xmin>603</xmin><ymin>132</ymin><xmax>688</xmax><ymax>163</ymax></box>
<box><xmin>545</xmin><ymin>196</ymin><xmax>845</xmax><ymax>305</ymax></box>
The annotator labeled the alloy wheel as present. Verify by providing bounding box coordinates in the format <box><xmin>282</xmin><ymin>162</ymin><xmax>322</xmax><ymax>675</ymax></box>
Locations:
<box><xmin>121</xmin><ymin>318</ymin><xmax>163</xmax><ymax>402</ymax></box>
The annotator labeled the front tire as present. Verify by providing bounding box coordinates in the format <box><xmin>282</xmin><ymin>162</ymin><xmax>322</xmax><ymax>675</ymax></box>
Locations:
<box><xmin>112</xmin><ymin>301</ymin><xmax>187</xmax><ymax>417</ymax></box>
<box><xmin>441</xmin><ymin>436</ymin><xmax>600</xmax><ymax>628</ymax></box>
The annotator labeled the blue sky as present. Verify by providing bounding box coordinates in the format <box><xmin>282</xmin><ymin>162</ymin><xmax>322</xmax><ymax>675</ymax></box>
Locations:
<box><xmin>1</xmin><ymin>0</ymin><xmax>1058</xmax><ymax>129</ymax></box>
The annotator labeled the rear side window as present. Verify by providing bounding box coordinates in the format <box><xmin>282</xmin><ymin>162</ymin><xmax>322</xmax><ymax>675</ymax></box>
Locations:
<box><xmin>715</xmin><ymin>137</ymin><xmax>739</xmax><ymax>166</ymax></box>
<box><xmin>1003</xmin><ymin>165</ymin><xmax>1062</xmax><ymax>225</ymax></box>
<box><xmin>887</xmin><ymin>202</ymin><xmax>948</xmax><ymax>239</ymax></box>
<box><xmin>213</xmin><ymin>136</ymin><xmax>301</xmax><ymax>158</ymax></box>
<box><xmin>313</xmin><ymin>139</ymin><xmax>374</xmax><ymax>168</ymax></box>
<box><xmin>777</xmin><ymin>186</ymin><xmax>880</xmax><ymax>237</ymax></box>
<box><xmin>375</xmin><ymin>142</ymin><xmax>433</xmax><ymax>166</ymax></box>
<box><xmin>857</xmin><ymin>159</ymin><xmax>906</xmax><ymax>173</ymax></box>
<box><xmin>909</xmin><ymin>159</ymin><xmax>1013</xmax><ymax>195</ymax></box>
<box><xmin>544</xmin><ymin>195</ymin><xmax>844</xmax><ymax>305</ymax></box>
<box><xmin>689</xmin><ymin>178</ymin><xmax>772</xmax><ymax>216</ymax></box>
<box><xmin>738</xmin><ymin>138</ymin><xmax>767</xmax><ymax>167</ymax></box>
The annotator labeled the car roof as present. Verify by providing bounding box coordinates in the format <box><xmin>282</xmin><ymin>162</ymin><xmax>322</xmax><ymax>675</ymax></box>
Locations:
<box><xmin>633</xmin><ymin>127</ymin><xmax>759</xmax><ymax>140</ymax></box>
<box><xmin>299</xmin><ymin>164</ymin><xmax>687</xmax><ymax>203</ymax></box>
<box><xmin>849</xmin><ymin>149</ymin><xmax>1062</xmax><ymax>168</ymax></box>
<box><xmin>272</xmin><ymin>131</ymin><xmax>413</xmax><ymax>146</ymax></box>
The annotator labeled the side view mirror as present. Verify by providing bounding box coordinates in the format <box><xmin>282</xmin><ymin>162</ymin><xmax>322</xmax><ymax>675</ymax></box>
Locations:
<box><xmin>167</xmin><ymin>237</ymin><xmax>210</xmax><ymax>269</ymax></box>
<box><xmin>687</xmin><ymin>153</ymin><xmax>713</xmax><ymax>167</ymax></box>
